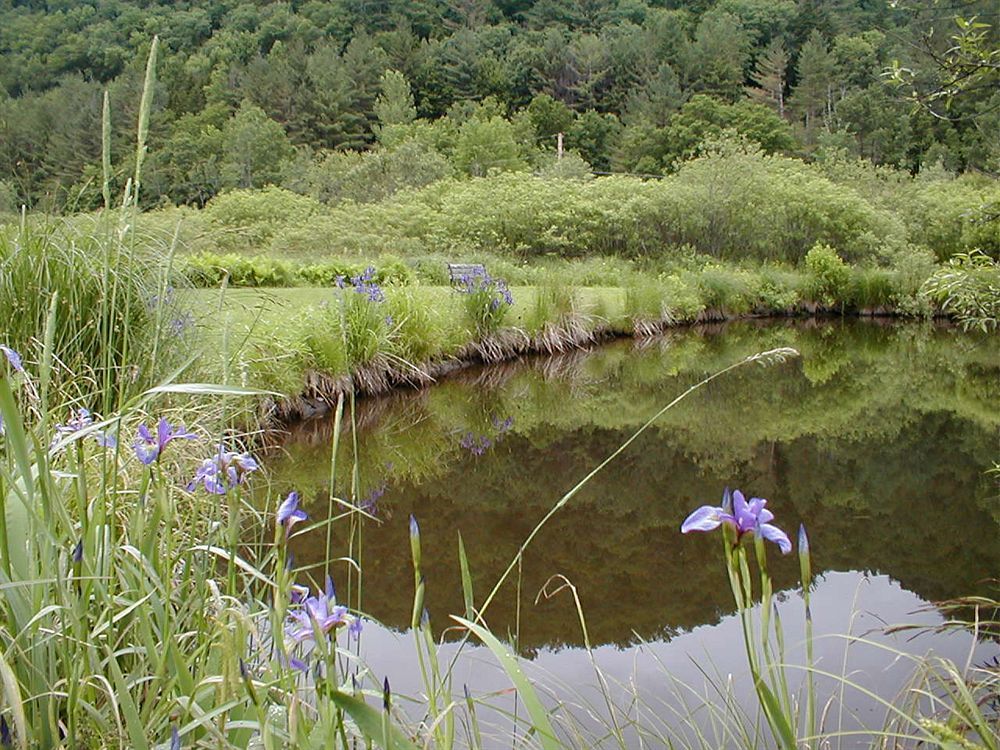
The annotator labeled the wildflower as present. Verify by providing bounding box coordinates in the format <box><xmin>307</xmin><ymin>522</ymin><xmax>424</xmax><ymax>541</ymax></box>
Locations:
<box><xmin>276</xmin><ymin>491</ymin><xmax>308</xmax><ymax>531</ymax></box>
<box><xmin>170</xmin><ymin>726</ymin><xmax>180</xmax><ymax>750</ymax></box>
<box><xmin>55</xmin><ymin>408</ymin><xmax>93</xmax><ymax>434</ymax></box>
<box><xmin>285</xmin><ymin>576</ymin><xmax>358</xmax><ymax>644</ymax></box>
<box><xmin>360</xmin><ymin>482</ymin><xmax>387</xmax><ymax>515</ymax></box>
<box><xmin>492</xmin><ymin>414</ymin><xmax>515</xmax><ymax>432</ymax></box>
<box><xmin>187</xmin><ymin>446</ymin><xmax>258</xmax><ymax>494</ymax></box>
<box><xmin>54</xmin><ymin>408</ymin><xmax>117</xmax><ymax>448</ymax></box>
<box><xmin>350</xmin><ymin>266</ymin><xmax>385</xmax><ymax>303</ymax></box>
<box><xmin>681</xmin><ymin>488</ymin><xmax>791</xmax><ymax>554</ymax></box>
<box><xmin>146</xmin><ymin>286</ymin><xmax>176</xmax><ymax>311</ymax></box>
<box><xmin>133</xmin><ymin>417</ymin><xmax>197</xmax><ymax>465</ymax></box>
<box><xmin>72</xmin><ymin>539</ymin><xmax>84</xmax><ymax>563</ymax></box>
<box><xmin>348</xmin><ymin>616</ymin><xmax>363</xmax><ymax>638</ymax></box>
<box><xmin>460</xmin><ymin>431</ymin><xmax>493</xmax><ymax>455</ymax></box>
<box><xmin>169</xmin><ymin>313</ymin><xmax>194</xmax><ymax>337</ymax></box>
<box><xmin>1</xmin><ymin>345</ymin><xmax>23</xmax><ymax>373</ymax></box>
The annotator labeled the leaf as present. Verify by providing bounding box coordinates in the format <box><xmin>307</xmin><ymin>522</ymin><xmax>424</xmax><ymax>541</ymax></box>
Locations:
<box><xmin>107</xmin><ymin>650</ymin><xmax>150</xmax><ymax>750</ymax></box>
<box><xmin>452</xmin><ymin>616</ymin><xmax>562</xmax><ymax>750</ymax></box>
<box><xmin>0</xmin><ymin>647</ymin><xmax>28</xmax><ymax>750</ymax></box>
<box><xmin>754</xmin><ymin>677</ymin><xmax>798</xmax><ymax>750</ymax></box>
<box><xmin>327</xmin><ymin>691</ymin><xmax>419</xmax><ymax>750</ymax></box>
<box><xmin>143</xmin><ymin>383</ymin><xmax>281</xmax><ymax>397</ymax></box>
<box><xmin>458</xmin><ymin>533</ymin><xmax>475</xmax><ymax>620</ymax></box>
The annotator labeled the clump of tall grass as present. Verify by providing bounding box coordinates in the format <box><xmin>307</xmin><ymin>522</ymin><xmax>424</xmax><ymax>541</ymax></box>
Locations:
<box><xmin>0</xmin><ymin>218</ymin><xmax>187</xmax><ymax>407</ymax></box>
<box><xmin>623</xmin><ymin>276</ymin><xmax>703</xmax><ymax>335</ymax></box>
<box><xmin>453</xmin><ymin>268</ymin><xmax>515</xmax><ymax>339</ymax></box>
<box><xmin>524</xmin><ymin>276</ymin><xmax>597</xmax><ymax>353</ymax></box>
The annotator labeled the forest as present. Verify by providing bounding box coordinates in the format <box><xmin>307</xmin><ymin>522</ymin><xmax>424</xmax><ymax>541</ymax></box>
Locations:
<box><xmin>1</xmin><ymin>0</ymin><xmax>998</xmax><ymax>211</ymax></box>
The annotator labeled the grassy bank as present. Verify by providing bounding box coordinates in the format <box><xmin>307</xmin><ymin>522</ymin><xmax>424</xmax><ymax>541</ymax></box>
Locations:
<box><xmin>187</xmin><ymin>246</ymin><xmax>941</xmax><ymax>423</ymax></box>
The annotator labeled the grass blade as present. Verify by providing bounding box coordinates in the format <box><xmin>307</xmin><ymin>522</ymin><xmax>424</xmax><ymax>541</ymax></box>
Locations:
<box><xmin>453</xmin><ymin>616</ymin><xmax>562</xmax><ymax>750</ymax></box>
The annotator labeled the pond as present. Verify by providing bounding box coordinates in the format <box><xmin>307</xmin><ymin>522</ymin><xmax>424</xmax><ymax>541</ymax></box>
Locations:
<box><xmin>268</xmin><ymin>319</ymin><xmax>999</xmax><ymax>747</ymax></box>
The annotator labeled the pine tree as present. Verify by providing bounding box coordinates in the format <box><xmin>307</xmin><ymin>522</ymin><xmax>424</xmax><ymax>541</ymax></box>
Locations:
<box><xmin>685</xmin><ymin>11</ymin><xmax>752</xmax><ymax>102</ymax></box>
<box><xmin>747</xmin><ymin>38</ymin><xmax>789</xmax><ymax>118</ymax></box>
<box><xmin>374</xmin><ymin>70</ymin><xmax>417</xmax><ymax>132</ymax></box>
<box><xmin>791</xmin><ymin>29</ymin><xmax>835</xmax><ymax>137</ymax></box>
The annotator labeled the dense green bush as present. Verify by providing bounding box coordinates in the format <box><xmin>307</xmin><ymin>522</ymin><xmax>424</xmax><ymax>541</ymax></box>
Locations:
<box><xmin>804</xmin><ymin>243</ymin><xmax>852</xmax><ymax>306</ymax></box>
<box><xmin>149</xmin><ymin>148</ymin><xmax>999</xmax><ymax>271</ymax></box>
<box><xmin>202</xmin><ymin>187</ymin><xmax>323</xmax><ymax>251</ymax></box>
<box><xmin>900</xmin><ymin>176</ymin><xmax>1000</xmax><ymax>260</ymax></box>
<box><xmin>181</xmin><ymin>252</ymin><xmax>415</xmax><ymax>288</ymax></box>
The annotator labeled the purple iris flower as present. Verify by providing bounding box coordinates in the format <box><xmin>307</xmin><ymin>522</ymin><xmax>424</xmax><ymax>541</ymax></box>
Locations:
<box><xmin>681</xmin><ymin>488</ymin><xmax>791</xmax><ymax>554</ymax></box>
<box><xmin>133</xmin><ymin>417</ymin><xmax>197</xmax><ymax>465</ymax></box>
<box><xmin>187</xmin><ymin>447</ymin><xmax>258</xmax><ymax>494</ymax></box>
<box><xmin>276</xmin><ymin>491</ymin><xmax>308</xmax><ymax>531</ymax></box>
<box><xmin>54</xmin><ymin>408</ymin><xmax>117</xmax><ymax>448</ymax></box>
<box><xmin>285</xmin><ymin>578</ymin><xmax>355</xmax><ymax>644</ymax></box>
<box><xmin>1</xmin><ymin>345</ymin><xmax>23</xmax><ymax>373</ymax></box>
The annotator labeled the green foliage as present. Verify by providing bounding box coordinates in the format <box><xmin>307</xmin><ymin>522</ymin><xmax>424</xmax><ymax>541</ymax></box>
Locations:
<box><xmin>374</xmin><ymin>69</ymin><xmax>417</xmax><ymax>131</ymax></box>
<box><xmin>805</xmin><ymin>243</ymin><xmax>851</xmax><ymax>306</ymax></box>
<box><xmin>455</xmin><ymin>271</ymin><xmax>514</xmax><ymax>338</ymax></box>
<box><xmin>0</xmin><ymin>219</ymin><xmax>184</xmax><ymax>400</ymax></box>
<box><xmin>452</xmin><ymin>116</ymin><xmax>530</xmax><ymax>177</ymax></box>
<box><xmin>181</xmin><ymin>252</ymin><xmax>415</xmax><ymax>288</ymax></box>
<box><xmin>1</xmin><ymin>0</ymin><xmax>997</xmax><ymax>212</ymax></box>
<box><xmin>901</xmin><ymin>176</ymin><xmax>1000</xmax><ymax>260</ymax></box>
<box><xmin>286</xmin><ymin>142</ymin><xmax>452</xmax><ymax>205</ymax></box>
<box><xmin>220</xmin><ymin>100</ymin><xmax>295</xmax><ymax>189</ymax></box>
<box><xmin>616</xmin><ymin>95</ymin><xmax>795</xmax><ymax>173</ymax></box>
<box><xmin>659</xmin><ymin>141</ymin><xmax>902</xmax><ymax>262</ymax></box>
<box><xmin>922</xmin><ymin>251</ymin><xmax>1000</xmax><ymax>332</ymax></box>
<box><xmin>202</xmin><ymin>187</ymin><xmax>322</xmax><ymax>251</ymax></box>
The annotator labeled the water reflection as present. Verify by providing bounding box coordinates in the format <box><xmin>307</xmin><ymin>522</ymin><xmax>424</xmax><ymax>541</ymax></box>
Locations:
<box><xmin>269</xmin><ymin>319</ymin><xmax>999</xmax><ymax>653</ymax></box>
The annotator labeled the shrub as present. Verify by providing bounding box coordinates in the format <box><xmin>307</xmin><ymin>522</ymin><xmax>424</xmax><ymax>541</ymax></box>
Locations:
<box><xmin>181</xmin><ymin>252</ymin><xmax>297</xmax><ymax>287</ymax></box>
<box><xmin>754</xmin><ymin>266</ymin><xmax>804</xmax><ymax>311</ymax></box>
<box><xmin>900</xmin><ymin>176</ymin><xmax>1000</xmax><ymax>260</ymax></box>
<box><xmin>625</xmin><ymin>279</ymin><xmax>675</xmax><ymax>333</ymax></box>
<box><xmin>848</xmin><ymin>267</ymin><xmax>897</xmax><ymax>311</ymax></box>
<box><xmin>202</xmin><ymin>187</ymin><xmax>322</xmax><ymax>252</ymax></box>
<box><xmin>804</xmin><ymin>243</ymin><xmax>851</xmax><ymax>306</ymax></box>
<box><xmin>921</xmin><ymin>251</ymin><xmax>1000</xmax><ymax>331</ymax></box>
<box><xmin>657</xmin><ymin>144</ymin><xmax>905</xmax><ymax>263</ymax></box>
<box><xmin>182</xmin><ymin>254</ymin><xmax>415</xmax><ymax>288</ymax></box>
<box><xmin>689</xmin><ymin>265</ymin><xmax>756</xmax><ymax>314</ymax></box>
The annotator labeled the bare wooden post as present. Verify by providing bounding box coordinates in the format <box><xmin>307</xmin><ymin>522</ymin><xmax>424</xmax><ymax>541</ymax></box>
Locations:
<box><xmin>556</xmin><ymin>132</ymin><xmax>564</xmax><ymax>160</ymax></box>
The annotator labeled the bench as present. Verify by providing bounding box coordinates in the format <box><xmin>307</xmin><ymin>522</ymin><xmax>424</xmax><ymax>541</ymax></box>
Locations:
<box><xmin>447</xmin><ymin>262</ymin><xmax>487</xmax><ymax>285</ymax></box>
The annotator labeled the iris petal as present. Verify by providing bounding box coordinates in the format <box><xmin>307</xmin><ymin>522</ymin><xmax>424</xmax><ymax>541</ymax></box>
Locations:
<box><xmin>732</xmin><ymin>490</ymin><xmax>756</xmax><ymax>532</ymax></box>
<box><xmin>681</xmin><ymin>505</ymin><xmax>726</xmax><ymax>533</ymax></box>
<box><xmin>759</xmin><ymin>523</ymin><xmax>792</xmax><ymax>554</ymax></box>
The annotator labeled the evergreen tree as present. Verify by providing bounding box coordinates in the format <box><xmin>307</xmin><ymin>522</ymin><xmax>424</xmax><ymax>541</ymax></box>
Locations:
<box><xmin>791</xmin><ymin>29</ymin><xmax>836</xmax><ymax>138</ymax></box>
<box><xmin>374</xmin><ymin>69</ymin><xmax>417</xmax><ymax>132</ymax></box>
<box><xmin>567</xmin><ymin>33</ymin><xmax>610</xmax><ymax>110</ymax></box>
<box><xmin>623</xmin><ymin>63</ymin><xmax>682</xmax><ymax>127</ymax></box>
<box><xmin>685</xmin><ymin>11</ymin><xmax>752</xmax><ymax>102</ymax></box>
<box><xmin>747</xmin><ymin>37</ymin><xmax>789</xmax><ymax>117</ymax></box>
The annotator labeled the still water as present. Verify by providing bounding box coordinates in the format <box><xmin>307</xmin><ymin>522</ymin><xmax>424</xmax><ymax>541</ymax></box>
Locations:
<box><xmin>270</xmin><ymin>319</ymin><xmax>999</xmax><ymax>746</ymax></box>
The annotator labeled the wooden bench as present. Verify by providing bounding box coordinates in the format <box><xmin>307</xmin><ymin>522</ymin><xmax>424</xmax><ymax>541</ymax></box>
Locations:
<box><xmin>447</xmin><ymin>262</ymin><xmax>487</xmax><ymax>285</ymax></box>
